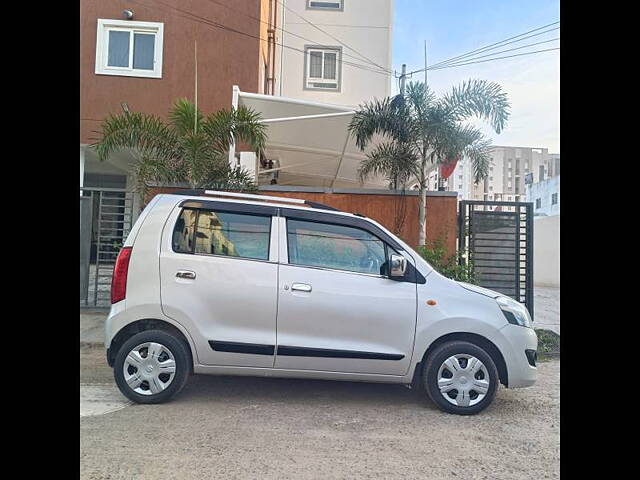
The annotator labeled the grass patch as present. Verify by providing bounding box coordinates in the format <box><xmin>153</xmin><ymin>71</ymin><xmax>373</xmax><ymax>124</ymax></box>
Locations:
<box><xmin>535</xmin><ymin>328</ymin><xmax>560</xmax><ymax>361</ymax></box>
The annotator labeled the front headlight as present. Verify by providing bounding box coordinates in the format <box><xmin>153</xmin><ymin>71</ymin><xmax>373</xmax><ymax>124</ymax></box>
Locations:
<box><xmin>496</xmin><ymin>296</ymin><xmax>532</xmax><ymax>328</ymax></box>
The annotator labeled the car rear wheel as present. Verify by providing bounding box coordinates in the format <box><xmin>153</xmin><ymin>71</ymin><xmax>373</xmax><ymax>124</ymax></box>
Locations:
<box><xmin>422</xmin><ymin>341</ymin><xmax>499</xmax><ymax>415</ymax></box>
<box><xmin>113</xmin><ymin>329</ymin><xmax>190</xmax><ymax>404</ymax></box>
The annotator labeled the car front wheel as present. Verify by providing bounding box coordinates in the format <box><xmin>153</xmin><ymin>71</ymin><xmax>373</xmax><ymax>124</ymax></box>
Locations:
<box><xmin>422</xmin><ymin>341</ymin><xmax>499</xmax><ymax>415</ymax></box>
<box><xmin>113</xmin><ymin>329</ymin><xmax>190</xmax><ymax>404</ymax></box>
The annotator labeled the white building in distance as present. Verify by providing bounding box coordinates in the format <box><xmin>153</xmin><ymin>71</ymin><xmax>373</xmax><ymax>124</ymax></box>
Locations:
<box><xmin>527</xmin><ymin>173</ymin><xmax>560</xmax><ymax>287</ymax></box>
<box><xmin>527</xmin><ymin>173</ymin><xmax>560</xmax><ymax>216</ymax></box>
<box><xmin>439</xmin><ymin>146</ymin><xmax>560</xmax><ymax>203</ymax></box>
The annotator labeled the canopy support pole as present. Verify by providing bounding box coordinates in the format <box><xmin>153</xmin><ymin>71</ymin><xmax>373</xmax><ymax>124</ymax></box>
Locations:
<box><xmin>331</xmin><ymin>132</ymin><xmax>351</xmax><ymax>188</ymax></box>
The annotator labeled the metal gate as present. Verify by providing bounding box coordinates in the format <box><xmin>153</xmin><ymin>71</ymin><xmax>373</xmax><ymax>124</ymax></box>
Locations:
<box><xmin>80</xmin><ymin>187</ymin><xmax>135</xmax><ymax>308</ymax></box>
<box><xmin>458</xmin><ymin>200</ymin><xmax>534</xmax><ymax>318</ymax></box>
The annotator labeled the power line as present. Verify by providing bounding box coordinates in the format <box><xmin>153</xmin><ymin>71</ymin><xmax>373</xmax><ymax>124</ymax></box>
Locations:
<box><xmin>430</xmin><ymin>37</ymin><xmax>559</xmax><ymax>67</ymax></box>
<box><xmin>132</xmin><ymin>0</ymin><xmax>392</xmax><ymax>77</ymax></box>
<box><xmin>151</xmin><ymin>0</ymin><xmax>391</xmax><ymax>76</ymax></box>
<box><xmin>424</xmin><ymin>21</ymin><xmax>559</xmax><ymax>72</ymax></box>
<box><xmin>201</xmin><ymin>0</ymin><xmax>391</xmax><ymax>74</ymax></box>
<box><xmin>409</xmin><ymin>21</ymin><xmax>560</xmax><ymax>75</ymax></box>
<box><xmin>428</xmin><ymin>47</ymin><xmax>560</xmax><ymax>70</ymax></box>
<box><xmin>276</xmin><ymin>0</ymin><xmax>392</xmax><ymax>74</ymax></box>
<box><xmin>427</xmin><ymin>27</ymin><xmax>560</xmax><ymax>71</ymax></box>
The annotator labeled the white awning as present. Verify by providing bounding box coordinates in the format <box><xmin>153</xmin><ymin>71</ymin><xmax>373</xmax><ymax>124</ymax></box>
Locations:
<box><xmin>232</xmin><ymin>87</ymin><xmax>386</xmax><ymax>188</ymax></box>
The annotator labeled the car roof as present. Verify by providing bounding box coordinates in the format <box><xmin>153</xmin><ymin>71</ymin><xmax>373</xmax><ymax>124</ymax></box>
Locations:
<box><xmin>161</xmin><ymin>192</ymin><xmax>365</xmax><ymax>220</ymax></box>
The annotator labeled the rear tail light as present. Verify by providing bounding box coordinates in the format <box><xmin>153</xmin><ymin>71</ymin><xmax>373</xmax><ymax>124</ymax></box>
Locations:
<box><xmin>111</xmin><ymin>247</ymin><xmax>132</xmax><ymax>304</ymax></box>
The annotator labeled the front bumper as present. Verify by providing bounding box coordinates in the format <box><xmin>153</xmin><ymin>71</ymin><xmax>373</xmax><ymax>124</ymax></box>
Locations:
<box><xmin>499</xmin><ymin>324</ymin><xmax>538</xmax><ymax>388</ymax></box>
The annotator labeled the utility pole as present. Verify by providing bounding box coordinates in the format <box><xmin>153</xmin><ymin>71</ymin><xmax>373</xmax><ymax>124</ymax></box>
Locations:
<box><xmin>399</xmin><ymin>63</ymin><xmax>407</xmax><ymax>95</ymax></box>
<box><xmin>424</xmin><ymin>40</ymin><xmax>427</xmax><ymax>85</ymax></box>
<box><xmin>424</xmin><ymin>41</ymin><xmax>443</xmax><ymax>192</ymax></box>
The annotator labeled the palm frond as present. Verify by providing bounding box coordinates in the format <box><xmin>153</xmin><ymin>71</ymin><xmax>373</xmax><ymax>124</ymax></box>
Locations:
<box><xmin>93</xmin><ymin>98</ymin><xmax>265</xmax><ymax>191</ymax></box>
<box><xmin>405</xmin><ymin>81</ymin><xmax>436</xmax><ymax>121</ymax></box>
<box><xmin>169</xmin><ymin>98</ymin><xmax>204</xmax><ymax>135</ymax></box>
<box><xmin>230</xmin><ymin>106</ymin><xmax>268</xmax><ymax>153</ymax></box>
<box><xmin>92</xmin><ymin>111</ymin><xmax>178</xmax><ymax>162</ymax></box>
<box><xmin>359</xmin><ymin>141</ymin><xmax>419</xmax><ymax>187</ymax></box>
<box><xmin>436</xmin><ymin>124</ymin><xmax>493</xmax><ymax>183</ymax></box>
<box><xmin>348</xmin><ymin>98</ymin><xmax>409</xmax><ymax>150</ymax></box>
<box><xmin>464</xmin><ymin>136</ymin><xmax>493</xmax><ymax>183</ymax></box>
<box><xmin>440</xmin><ymin>79</ymin><xmax>510</xmax><ymax>133</ymax></box>
<box><xmin>202</xmin><ymin>106</ymin><xmax>267</xmax><ymax>154</ymax></box>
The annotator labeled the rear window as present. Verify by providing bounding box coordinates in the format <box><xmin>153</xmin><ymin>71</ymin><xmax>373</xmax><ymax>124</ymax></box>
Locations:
<box><xmin>172</xmin><ymin>208</ymin><xmax>271</xmax><ymax>261</ymax></box>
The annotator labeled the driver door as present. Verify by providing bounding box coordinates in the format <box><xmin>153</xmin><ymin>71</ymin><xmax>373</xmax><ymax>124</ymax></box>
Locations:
<box><xmin>274</xmin><ymin>215</ymin><xmax>417</xmax><ymax>376</ymax></box>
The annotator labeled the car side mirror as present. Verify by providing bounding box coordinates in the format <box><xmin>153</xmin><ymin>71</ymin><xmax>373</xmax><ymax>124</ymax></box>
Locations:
<box><xmin>389</xmin><ymin>254</ymin><xmax>407</xmax><ymax>277</ymax></box>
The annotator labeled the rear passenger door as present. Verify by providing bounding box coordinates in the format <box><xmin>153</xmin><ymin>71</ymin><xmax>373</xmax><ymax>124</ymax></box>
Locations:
<box><xmin>160</xmin><ymin>200</ymin><xmax>279</xmax><ymax>368</ymax></box>
<box><xmin>274</xmin><ymin>212</ymin><xmax>417</xmax><ymax>376</ymax></box>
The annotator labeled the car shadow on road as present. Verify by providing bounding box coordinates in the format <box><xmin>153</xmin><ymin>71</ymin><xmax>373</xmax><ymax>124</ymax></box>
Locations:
<box><xmin>176</xmin><ymin>373</ymin><xmax>435</xmax><ymax>410</ymax></box>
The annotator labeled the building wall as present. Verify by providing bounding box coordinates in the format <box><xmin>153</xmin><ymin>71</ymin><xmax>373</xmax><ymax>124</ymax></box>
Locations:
<box><xmin>533</xmin><ymin>215</ymin><xmax>560</xmax><ymax>287</ymax></box>
<box><xmin>443</xmin><ymin>146</ymin><xmax>559</xmax><ymax>203</ymax></box>
<box><xmin>259</xmin><ymin>0</ymin><xmax>278</xmax><ymax>94</ymax></box>
<box><xmin>80</xmin><ymin>0</ymin><xmax>267</xmax><ymax>144</ymax></box>
<box><xmin>275</xmin><ymin>0</ymin><xmax>393</xmax><ymax>107</ymax></box>
<box><xmin>526</xmin><ymin>175</ymin><xmax>560</xmax><ymax>217</ymax></box>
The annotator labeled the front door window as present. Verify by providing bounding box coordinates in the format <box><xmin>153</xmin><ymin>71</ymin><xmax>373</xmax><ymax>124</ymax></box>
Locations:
<box><xmin>286</xmin><ymin>219</ymin><xmax>388</xmax><ymax>275</ymax></box>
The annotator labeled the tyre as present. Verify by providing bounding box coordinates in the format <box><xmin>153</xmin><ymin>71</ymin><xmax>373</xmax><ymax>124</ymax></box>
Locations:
<box><xmin>113</xmin><ymin>329</ymin><xmax>191</xmax><ymax>404</ymax></box>
<box><xmin>422</xmin><ymin>341</ymin><xmax>499</xmax><ymax>415</ymax></box>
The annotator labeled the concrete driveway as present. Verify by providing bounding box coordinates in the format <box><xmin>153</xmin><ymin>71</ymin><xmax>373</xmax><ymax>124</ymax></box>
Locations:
<box><xmin>80</xmin><ymin>345</ymin><xmax>559</xmax><ymax>479</ymax></box>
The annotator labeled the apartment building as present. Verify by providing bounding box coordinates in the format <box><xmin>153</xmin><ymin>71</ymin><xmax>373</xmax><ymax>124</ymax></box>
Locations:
<box><xmin>438</xmin><ymin>146</ymin><xmax>560</xmax><ymax>203</ymax></box>
<box><xmin>274</xmin><ymin>0</ymin><xmax>393</xmax><ymax>107</ymax></box>
<box><xmin>236</xmin><ymin>0</ymin><xmax>395</xmax><ymax>187</ymax></box>
<box><xmin>80</xmin><ymin>1</ymin><xmax>280</xmax><ymax>307</ymax></box>
<box><xmin>80</xmin><ymin>0</ymin><xmax>277</xmax><ymax>192</ymax></box>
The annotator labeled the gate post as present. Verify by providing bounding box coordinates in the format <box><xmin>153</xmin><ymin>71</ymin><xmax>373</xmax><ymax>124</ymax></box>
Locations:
<box><xmin>525</xmin><ymin>203</ymin><xmax>534</xmax><ymax>319</ymax></box>
<box><xmin>458</xmin><ymin>200</ymin><xmax>466</xmax><ymax>266</ymax></box>
<box><xmin>80</xmin><ymin>195</ymin><xmax>93</xmax><ymax>303</ymax></box>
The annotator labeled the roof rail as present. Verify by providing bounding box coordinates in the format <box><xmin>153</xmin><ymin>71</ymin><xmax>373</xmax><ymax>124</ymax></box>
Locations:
<box><xmin>203</xmin><ymin>190</ymin><xmax>306</xmax><ymax>205</ymax></box>
<box><xmin>171</xmin><ymin>189</ymin><xmax>341</xmax><ymax>212</ymax></box>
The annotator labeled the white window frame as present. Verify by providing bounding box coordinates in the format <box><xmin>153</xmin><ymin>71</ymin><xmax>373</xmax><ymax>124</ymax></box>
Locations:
<box><xmin>304</xmin><ymin>46</ymin><xmax>342</xmax><ymax>91</ymax></box>
<box><xmin>95</xmin><ymin>19</ymin><xmax>164</xmax><ymax>79</ymax></box>
<box><xmin>307</xmin><ymin>1</ymin><xmax>344</xmax><ymax>11</ymax></box>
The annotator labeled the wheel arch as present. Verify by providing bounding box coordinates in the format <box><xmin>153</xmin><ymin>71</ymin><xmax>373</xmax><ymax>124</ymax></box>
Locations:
<box><xmin>107</xmin><ymin>318</ymin><xmax>194</xmax><ymax>372</ymax></box>
<box><xmin>412</xmin><ymin>332</ymin><xmax>509</xmax><ymax>388</ymax></box>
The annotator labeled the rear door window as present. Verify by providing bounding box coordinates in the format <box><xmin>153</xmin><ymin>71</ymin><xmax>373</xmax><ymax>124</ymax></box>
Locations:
<box><xmin>172</xmin><ymin>208</ymin><xmax>271</xmax><ymax>261</ymax></box>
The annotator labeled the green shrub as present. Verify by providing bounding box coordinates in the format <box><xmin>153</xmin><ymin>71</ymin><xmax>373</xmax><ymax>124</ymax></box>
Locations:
<box><xmin>415</xmin><ymin>238</ymin><xmax>477</xmax><ymax>284</ymax></box>
<box><xmin>535</xmin><ymin>328</ymin><xmax>560</xmax><ymax>360</ymax></box>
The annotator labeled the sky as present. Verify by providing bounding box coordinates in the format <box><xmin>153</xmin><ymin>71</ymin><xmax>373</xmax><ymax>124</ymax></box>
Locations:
<box><xmin>391</xmin><ymin>0</ymin><xmax>560</xmax><ymax>153</ymax></box>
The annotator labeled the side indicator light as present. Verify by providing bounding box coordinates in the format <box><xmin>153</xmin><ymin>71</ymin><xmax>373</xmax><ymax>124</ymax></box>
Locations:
<box><xmin>426</xmin><ymin>300</ymin><xmax>437</xmax><ymax>306</ymax></box>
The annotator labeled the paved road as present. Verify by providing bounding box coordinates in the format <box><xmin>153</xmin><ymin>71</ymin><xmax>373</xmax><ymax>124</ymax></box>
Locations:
<box><xmin>80</xmin><ymin>346</ymin><xmax>559</xmax><ymax>479</ymax></box>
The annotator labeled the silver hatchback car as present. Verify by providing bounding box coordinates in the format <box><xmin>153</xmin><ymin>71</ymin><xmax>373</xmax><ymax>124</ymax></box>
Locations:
<box><xmin>106</xmin><ymin>190</ymin><xmax>537</xmax><ymax>415</ymax></box>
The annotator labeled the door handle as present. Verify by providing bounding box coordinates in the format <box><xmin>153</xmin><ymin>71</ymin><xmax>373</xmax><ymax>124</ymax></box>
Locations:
<box><xmin>291</xmin><ymin>283</ymin><xmax>312</xmax><ymax>292</ymax></box>
<box><xmin>176</xmin><ymin>270</ymin><xmax>196</xmax><ymax>280</ymax></box>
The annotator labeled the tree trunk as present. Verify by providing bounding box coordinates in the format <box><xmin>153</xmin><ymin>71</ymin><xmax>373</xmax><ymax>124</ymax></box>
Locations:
<box><xmin>418</xmin><ymin>184</ymin><xmax>427</xmax><ymax>246</ymax></box>
<box><xmin>418</xmin><ymin>153</ymin><xmax>429</xmax><ymax>246</ymax></box>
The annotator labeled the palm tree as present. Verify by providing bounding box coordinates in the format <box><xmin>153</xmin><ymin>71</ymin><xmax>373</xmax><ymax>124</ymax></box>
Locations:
<box><xmin>93</xmin><ymin>98</ymin><xmax>267</xmax><ymax>194</ymax></box>
<box><xmin>349</xmin><ymin>80</ymin><xmax>510</xmax><ymax>246</ymax></box>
